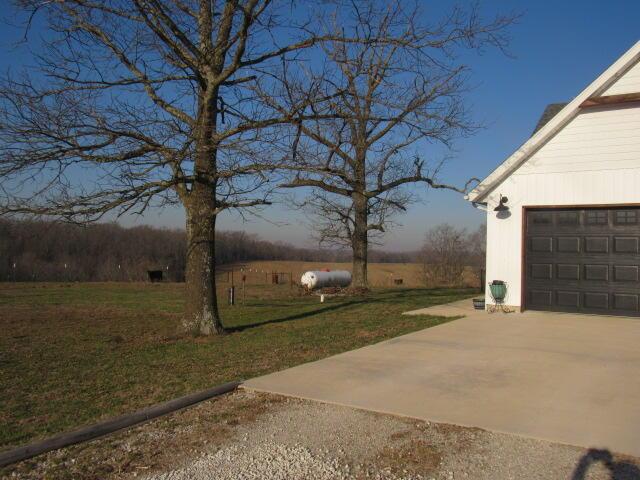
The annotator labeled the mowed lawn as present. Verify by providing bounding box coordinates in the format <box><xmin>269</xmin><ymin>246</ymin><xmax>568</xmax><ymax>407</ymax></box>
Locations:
<box><xmin>0</xmin><ymin>282</ymin><xmax>474</xmax><ymax>450</ymax></box>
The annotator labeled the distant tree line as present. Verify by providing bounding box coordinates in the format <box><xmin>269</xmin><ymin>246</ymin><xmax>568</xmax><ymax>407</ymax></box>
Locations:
<box><xmin>0</xmin><ymin>219</ymin><xmax>185</xmax><ymax>282</ymax></box>
<box><xmin>0</xmin><ymin>219</ymin><xmax>416</xmax><ymax>282</ymax></box>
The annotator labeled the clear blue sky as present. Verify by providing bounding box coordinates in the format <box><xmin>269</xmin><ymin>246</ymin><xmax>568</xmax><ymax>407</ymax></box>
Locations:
<box><xmin>1</xmin><ymin>1</ymin><xmax>638</xmax><ymax>250</ymax></box>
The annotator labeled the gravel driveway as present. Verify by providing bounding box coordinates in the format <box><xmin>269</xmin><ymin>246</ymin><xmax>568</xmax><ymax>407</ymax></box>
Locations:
<box><xmin>146</xmin><ymin>391</ymin><xmax>639</xmax><ymax>480</ymax></box>
<box><xmin>4</xmin><ymin>390</ymin><xmax>639</xmax><ymax>479</ymax></box>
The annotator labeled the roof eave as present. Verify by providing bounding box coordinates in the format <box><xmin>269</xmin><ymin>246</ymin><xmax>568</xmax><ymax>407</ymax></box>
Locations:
<box><xmin>466</xmin><ymin>40</ymin><xmax>640</xmax><ymax>204</ymax></box>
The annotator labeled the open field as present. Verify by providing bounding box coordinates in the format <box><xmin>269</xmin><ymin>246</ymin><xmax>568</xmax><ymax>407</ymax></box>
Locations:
<box><xmin>217</xmin><ymin>260</ymin><xmax>481</xmax><ymax>288</ymax></box>
<box><xmin>0</xmin><ymin>282</ymin><xmax>474</xmax><ymax>453</ymax></box>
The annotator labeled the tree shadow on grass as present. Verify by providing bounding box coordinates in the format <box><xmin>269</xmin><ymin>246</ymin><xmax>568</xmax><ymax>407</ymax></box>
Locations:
<box><xmin>227</xmin><ymin>287</ymin><xmax>473</xmax><ymax>333</ymax></box>
<box><xmin>227</xmin><ymin>299</ymin><xmax>368</xmax><ymax>332</ymax></box>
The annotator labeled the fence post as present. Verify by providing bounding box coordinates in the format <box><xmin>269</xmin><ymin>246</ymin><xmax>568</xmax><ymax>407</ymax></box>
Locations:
<box><xmin>228</xmin><ymin>286</ymin><xmax>235</xmax><ymax>305</ymax></box>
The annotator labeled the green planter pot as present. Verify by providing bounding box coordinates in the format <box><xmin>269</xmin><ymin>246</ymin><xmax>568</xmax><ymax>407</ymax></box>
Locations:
<box><xmin>489</xmin><ymin>283</ymin><xmax>507</xmax><ymax>302</ymax></box>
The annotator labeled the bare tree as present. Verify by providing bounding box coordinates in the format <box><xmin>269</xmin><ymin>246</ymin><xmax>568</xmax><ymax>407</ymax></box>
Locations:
<box><xmin>467</xmin><ymin>223</ymin><xmax>487</xmax><ymax>268</ymax></box>
<box><xmin>421</xmin><ymin>223</ymin><xmax>468</xmax><ymax>287</ymax></box>
<box><xmin>0</xmin><ymin>1</ymin><xmax>351</xmax><ymax>334</ymax></box>
<box><xmin>261</xmin><ymin>1</ymin><xmax>514</xmax><ymax>288</ymax></box>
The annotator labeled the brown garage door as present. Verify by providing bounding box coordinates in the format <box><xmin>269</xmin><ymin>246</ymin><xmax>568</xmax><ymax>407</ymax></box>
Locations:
<box><xmin>525</xmin><ymin>207</ymin><xmax>640</xmax><ymax>316</ymax></box>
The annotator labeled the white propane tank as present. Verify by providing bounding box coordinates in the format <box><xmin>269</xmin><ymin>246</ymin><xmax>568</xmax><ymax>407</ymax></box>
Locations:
<box><xmin>300</xmin><ymin>270</ymin><xmax>352</xmax><ymax>290</ymax></box>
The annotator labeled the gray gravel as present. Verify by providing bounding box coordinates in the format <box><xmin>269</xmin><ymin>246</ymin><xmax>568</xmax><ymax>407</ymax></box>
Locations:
<box><xmin>149</xmin><ymin>443</ymin><xmax>349</xmax><ymax>480</ymax></box>
<box><xmin>143</xmin><ymin>390</ymin><xmax>640</xmax><ymax>480</ymax></box>
<box><xmin>149</xmin><ymin>443</ymin><xmax>429</xmax><ymax>480</ymax></box>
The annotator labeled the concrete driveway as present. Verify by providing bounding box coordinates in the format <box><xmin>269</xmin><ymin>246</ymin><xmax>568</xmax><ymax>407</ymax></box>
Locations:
<box><xmin>243</xmin><ymin>300</ymin><xmax>640</xmax><ymax>457</ymax></box>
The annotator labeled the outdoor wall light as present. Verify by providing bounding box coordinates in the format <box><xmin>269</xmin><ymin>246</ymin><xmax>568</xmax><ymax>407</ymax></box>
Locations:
<box><xmin>494</xmin><ymin>194</ymin><xmax>509</xmax><ymax>212</ymax></box>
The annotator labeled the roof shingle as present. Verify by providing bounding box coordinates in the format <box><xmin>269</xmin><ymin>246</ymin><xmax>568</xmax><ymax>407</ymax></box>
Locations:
<box><xmin>532</xmin><ymin>102</ymin><xmax>568</xmax><ymax>136</ymax></box>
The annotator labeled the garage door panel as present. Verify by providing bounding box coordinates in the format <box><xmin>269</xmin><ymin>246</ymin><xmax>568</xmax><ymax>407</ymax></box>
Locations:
<box><xmin>525</xmin><ymin>207</ymin><xmax>640</xmax><ymax>316</ymax></box>
<box><xmin>556</xmin><ymin>211</ymin><xmax>580</xmax><ymax>226</ymax></box>
<box><xmin>614</xmin><ymin>237</ymin><xmax>639</xmax><ymax>253</ymax></box>
<box><xmin>529</xmin><ymin>237</ymin><xmax>553</xmax><ymax>253</ymax></box>
<box><xmin>614</xmin><ymin>210</ymin><xmax>638</xmax><ymax>225</ymax></box>
<box><xmin>584</xmin><ymin>237</ymin><xmax>609</xmax><ymax>253</ymax></box>
<box><xmin>529</xmin><ymin>290</ymin><xmax>553</xmax><ymax>306</ymax></box>
<box><xmin>556</xmin><ymin>264</ymin><xmax>580</xmax><ymax>280</ymax></box>
<box><xmin>613</xmin><ymin>265</ymin><xmax>639</xmax><ymax>282</ymax></box>
<box><xmin>557</xmin><ymin>291</ymin><xmax>580</xmax><ymax>307</ymax></box>
<box><xmin>530</xmin><ymin>263</ymin><xmax>553</xmax><ymax>279</ymax></box>
<box><xmin>584</xmin><ymin>264</ymin><xmax>609</xmax><ymax>281</ymax></box>
<box><xmin>557</xmin><ymin>237</ymin><xmax>581</xmax><ymax>253</ymax></box>
<box><xmin>583</xmin><ymin>292</ymin><xmax>609</xmax><ymax>309</ymax></box>
<box><xmin>585</xmin><ymin>210</ymin><xmax>609</xmax><ymax>225</ymax></box>
<box><xmin>527</xmin><ymin>211</ymin><xmax>553</xmax><ymax>228</ymax></box>
<box><xmin>613</xmin><ymin>293</ymin><xmax>639</xmax><ymax>311</ymax></box>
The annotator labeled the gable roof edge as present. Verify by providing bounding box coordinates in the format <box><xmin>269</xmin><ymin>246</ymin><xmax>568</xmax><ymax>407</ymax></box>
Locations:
<box><xmin>466</xmin><ymin>40</ymin><xmax>640</xmax><ymax>203</ymax></box>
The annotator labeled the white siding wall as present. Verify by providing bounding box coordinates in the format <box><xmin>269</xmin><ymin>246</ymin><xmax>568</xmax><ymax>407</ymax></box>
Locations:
<box><xmin>602</xmin><ymin>60</ymin><xmax>640</xmax><ymax>95</ymax></box>
<box><xmin>485</xmin><ymin>103</ymin><xmax>640</xmax><ymax>308</ymax></box>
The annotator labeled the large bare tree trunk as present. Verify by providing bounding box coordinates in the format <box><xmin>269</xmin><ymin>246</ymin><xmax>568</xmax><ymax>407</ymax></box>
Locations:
<box><xmin>182</xmin><ymin>79</ymin><xmax>225</xmax><ymax>335</ymax></box>
<box><xmin>183</xmin><ymin>191</ymin><xmax>224</xmax><ymax>335</ymax></box>
<box><xmin>351</xmin><ymin>191</ymin><xmax>368</xmax><ymax>289</ymax></box>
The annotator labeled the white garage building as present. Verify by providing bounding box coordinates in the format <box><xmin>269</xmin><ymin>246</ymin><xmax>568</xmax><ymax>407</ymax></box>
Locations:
<box><xmin>467</xmin><ymin>41</ymin><xmax>640</xmax><ymax>316</ymax></box>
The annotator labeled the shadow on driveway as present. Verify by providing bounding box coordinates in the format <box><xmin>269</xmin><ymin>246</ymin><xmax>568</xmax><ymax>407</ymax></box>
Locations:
<box><xmin>572</xmin><ymin>449</ymin><xmax>640</xmax><ymax>480</ymax></box>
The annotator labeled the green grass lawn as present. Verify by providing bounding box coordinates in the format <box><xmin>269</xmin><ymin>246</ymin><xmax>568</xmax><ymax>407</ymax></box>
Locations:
<box><xmin>0</xmin><ymin>282</ymin><xmax>474</xmax><ymax>450</ymax></box>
